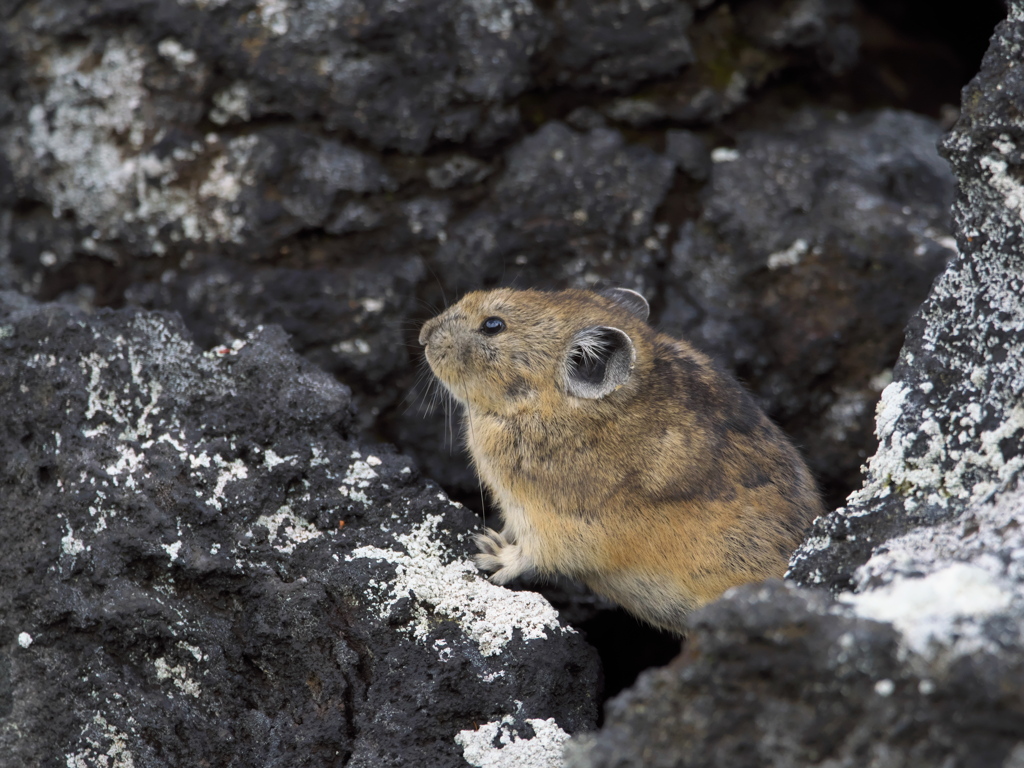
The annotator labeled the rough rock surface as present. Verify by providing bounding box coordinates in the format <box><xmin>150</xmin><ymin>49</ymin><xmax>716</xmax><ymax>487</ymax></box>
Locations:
<box><xmin>599</xmin><ymin>0</ymin><xmax>858</xmax><ymax>127</ymax></box>
<box><xmin>0</xmin><ymin>294</ymin><xmax>599</xmax><ymax>767</ymax></box>
<box><xmin>125</xmin><ymin>256</ymin><xmax>428</xmax><ymax>431</ymax></box>
<box><xmin>663</xmin><ymin>108</ymin><xmax>957</xmax><ymax>503</ymax></box>
<box><xmin>546</xmin><ymin>0</ymin><xmax>695</xmax><ymax>92</ymax></box>
<box><xmin>565</xmin><ymin>4</ymin><xmax>1024</xmax><ymax>766</ymax></box>
<box><xmin>433</xmin><ymin>120</ymin><xmax>676</xmax><ymax>302</ymax></box>
<box><xmin>566</xmin><ymin>576</ymin><xmax>1024</xmax><ymax>768</ymax></box>
<box><xmin>789</xmin><ymin>11</ymin><xmax>1024</xmax><ymax>592</ymax></box>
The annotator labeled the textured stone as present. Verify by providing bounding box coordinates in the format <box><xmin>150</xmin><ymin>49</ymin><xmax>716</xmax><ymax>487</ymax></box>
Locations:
<box><xmin>663</xmin><ymin>109</ymin><xmax>956</xmax><ymax>505</ymax></box>
<box><xmin>565</xmin><ymin>578</ymin><xmax>1024</xmax><ymax>768</ymax></box>
<box><xmin>789</xmin><ymin>9</ymin><xmax>1024</xmax><ymax>589</ymax></box>
<box><xmin>601</xmin><ymin>0</ymin><xmax>858</xmax><ymax>126</ymax></box>
<box><xmin>547</xmin><ymin>0</ymin><xmax>695</xmax><ymax>91</ymax></box>
<box><xmin>0</xmin><ymin>295</ymin><xmax>599</xmax><ymax>767</ymax></box>
<box><xmin>125</xmin><ymin>255</ymin><xmax>426</xmax><ymax>425</ymax></box>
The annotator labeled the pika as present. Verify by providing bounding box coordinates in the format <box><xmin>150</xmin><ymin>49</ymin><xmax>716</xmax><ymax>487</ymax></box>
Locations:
<box><xmin>419</xmin><ymin>288</ymin><xmax>822</xmax><ymax>634</ymax></box>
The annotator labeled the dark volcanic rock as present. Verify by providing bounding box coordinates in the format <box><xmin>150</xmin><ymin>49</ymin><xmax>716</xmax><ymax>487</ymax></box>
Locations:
<box><xmin>0</xmin><ymin>295</ymin><xmax>599</xmax><ymax>766</ymax></box>
<box><xmin>125</xmin><ymin>255</ymin><xmax>426</xmax><ymax>420</ymax></box>
<box><xmin>434</xmin><ymin>120</ymin><xmax>675</xmax><ymax>298</ymax></box>
<box><xmin>789</xmin><ymin>11</ymin><xmax>1024</xmax><ymax>591</ymax></box>
<box><xmin>601</xmin><ymin>0</ymin><xmax>859</xmax><ymax>126</ymax></box>
<box><xmin>0</xmin><ymin>0</ymin><xmax>545</xmax><ymax>278</ymax></box>
<box><xmin>663</xmin><ymin>109</ymin><xmax>957</xmax><ymax>505</ymax></box>
<box><xmin>547</xmin><ymin>0</ymin><xmax>695</xmax><ymax>92</ymax></box>
<box><xmin>566</xmin><ymin>578</ymin><xmax>1024</xmax><ymax>768</ymax></box>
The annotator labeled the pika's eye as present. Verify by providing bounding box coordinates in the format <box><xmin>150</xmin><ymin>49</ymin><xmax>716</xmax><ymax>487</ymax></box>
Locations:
<box><xmin>480</xmin><ymin>316</ymin><xmax>506</xmax><ymax>336</ymax></box>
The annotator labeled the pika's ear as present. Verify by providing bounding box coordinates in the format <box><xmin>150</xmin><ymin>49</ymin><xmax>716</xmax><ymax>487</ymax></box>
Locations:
<box><xmin>563</xmin><ymin>326</ymin><xmax>635</xmax><ymax>399</ymax></box>
<box><xmin>599</xmin><ymin>288</ymin><xmax>649</xmax><ymax>322</ymax></box>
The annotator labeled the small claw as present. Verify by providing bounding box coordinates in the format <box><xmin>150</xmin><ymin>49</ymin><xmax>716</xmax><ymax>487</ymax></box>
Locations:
<box><xmin>472</xmin><ymin>528</ymin><xmax>507</xmax><ymax>559</ymax></box>
<box><xmin>471</xmin><ymin>527</ymin><xmax>530</xmax><ymax>584</ymax></box>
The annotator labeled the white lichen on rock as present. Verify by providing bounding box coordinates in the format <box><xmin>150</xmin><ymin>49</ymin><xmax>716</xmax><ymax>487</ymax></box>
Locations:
<box><xmin>65</xmin><ymin>713</ymin><xmax>137</xmax><ymax>768</ymax></box>
<box><xmin>253</xmin><ymin>505</ymin><xmax>323</xmax><ymax>554</ymax></box>
<box><xmin>339</xmin><ymin>452</ymin><xmax>382</xmax><ymax>505</ymax></box>
<box><xmin>153</xmin><ymin>657</ymin><xmax>203</xmax><ymax>698</ymax></box>
<box><xmin>456</xmin><ymin>706</ymin><xmax>570</xmax><ymax>768</ymax></box>
<box><xmin>840</xmin><ymin>563</ymin><xmax>1014</xmax><ymax>661</ymax></box>
<box><xmin>348</xmin><ymin>513</ymin><xmax>567</xmax><ymax>657</ymax></box>
<box><xmin>21</xmin><ymin>39</ymin><xmax>148</xmax><ymax>232</ymax></box>
<box><xmin>6</xmin><ymin>33</ymin><xmax>263</xmax><ymax>249</ymax></box>
<box><xmin>840</xmin><ymin>480</ymin><xmax>1024</xmax><ymax>663</ymax></box>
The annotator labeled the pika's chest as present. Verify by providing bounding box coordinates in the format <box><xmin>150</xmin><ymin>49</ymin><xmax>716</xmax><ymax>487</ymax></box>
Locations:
<box><xmin>467</xmin><ymin>411</ymin><xmax>568</xmax><ymax>473</ymax></box>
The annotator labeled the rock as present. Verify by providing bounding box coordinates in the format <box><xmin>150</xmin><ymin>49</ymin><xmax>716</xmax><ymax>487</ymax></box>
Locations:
<box><xmin>789</xmin><ymin>10</ymin><xmax>1024</xmax><ymax>589</ymax></box>
<box><xmin>434</xmin><ymin>121</ymin><xmax>675</xmax><ymax>294</ymax></box>
<box><xmin>566</xmin><ymin>577</ymin><xmax>1024</xmax><ymax>768</ymax></box>
<box><xmin>547</xmin><ymin>0</ymin><xmax>695</xmax><ymax>91</ymax></box>
<box><xmin>664</xmin><ymin>129</ymin><xmax>711</xmax><ymax>181</ymax></box>
<box><xmin>0</xmin><ymin>295</ymin><xmax>599</xmax><ymax>766</ymax></box>
<box><xmin>426</xmin><ymin>154</ymin><xmax>495</xmax><ymax>190</ymax></box>
<box><xmin>126</xmin><ymin>255</ymin><xmax>426</xmax><ymax>407</ymax></box>
<box><xmin>0</xmin><ymin>0</ymin><xmax>545</xmax><ymax>274</ymax></box>
<box><xmin>662</xmin><ymin>109</ymin><xmax>957</xmax><ymax>506</ymax></box>
<box><xmin>601</xmin><ymin>0</ymin><xmax>858</xmax><ymax>126</ymax></box>
<box><xmin>564</xmin><ymin>5</ymin><xmax>1024</xmax><ymax>766</ymax></box>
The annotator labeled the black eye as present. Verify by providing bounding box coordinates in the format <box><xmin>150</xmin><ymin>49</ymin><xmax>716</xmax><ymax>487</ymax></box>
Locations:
<box><xmin>480</xmin><ymin>316</ymin><xmax>506</xmax><ymax>336</ymax></box>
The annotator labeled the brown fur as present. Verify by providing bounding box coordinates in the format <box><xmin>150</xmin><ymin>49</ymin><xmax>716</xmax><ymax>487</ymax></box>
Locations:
<box><xmin>419</xmin><ymin>288</ymin><xmax>823</xmax><ymax>634</ymax></box>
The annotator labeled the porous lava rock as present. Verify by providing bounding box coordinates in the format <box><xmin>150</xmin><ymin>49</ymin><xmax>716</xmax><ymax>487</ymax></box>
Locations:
<box><xmin>0</xmin><ymin>294</ymin><xmax>599</xmax><ymax>767</ymax></box>
<box><xmin>663</xmin><ymin>108</ymin><xmax>957</xmax><ymax>505</ymax></box>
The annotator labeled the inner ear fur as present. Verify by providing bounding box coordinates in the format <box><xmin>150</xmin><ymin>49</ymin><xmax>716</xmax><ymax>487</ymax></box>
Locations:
<box><xmin>599</xmin><ymin>287</ymin><xmax>650</xmax><ymax>322</ymax></box>
<box><xmin>563</xmin><ymin>326</ymin><xmax>635</xmax><ymax>399</ymax></box>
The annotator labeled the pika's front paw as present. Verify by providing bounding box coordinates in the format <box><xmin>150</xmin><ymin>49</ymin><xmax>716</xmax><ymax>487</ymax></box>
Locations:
<box><xmin>472</xmin><ymin>528</ymin><xmax>530</xmax><ymax>585</ymax></box>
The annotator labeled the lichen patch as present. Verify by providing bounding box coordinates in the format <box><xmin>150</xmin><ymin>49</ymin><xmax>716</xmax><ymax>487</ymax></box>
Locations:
<box><xmin>348</xmin><ymin>514</ymin><xmax>567</xmax><ymax>657</ymax></box>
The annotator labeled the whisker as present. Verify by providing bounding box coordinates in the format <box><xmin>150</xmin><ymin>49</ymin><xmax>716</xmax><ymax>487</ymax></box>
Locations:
<box><xmin>400</xmin><ymin>364</ymin><xmax>435</xmax><ymax>416</ymax></box>
<box><xmin>446</xmin><ymin>387</ymin><xmax>456</xmax><ymax>453</ymax></box>
<box><xmin>423</xmin><ymin>261</ymin><xmax>449</xmax><ymax>310</ymax></box>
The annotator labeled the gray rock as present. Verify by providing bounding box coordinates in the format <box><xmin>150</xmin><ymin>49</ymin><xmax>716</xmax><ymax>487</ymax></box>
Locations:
<box><xmin>426</xmin><ymin>154</ymin><xmax>494</xmax><ymax>190</ymax></box>
<box><xmin>548</xmin><ymin>0</ymin><xmax>695</xmax><ymax>91</ymax></box>
<box><xmin>664</xmin><ymin>129</ymin><xmax>710</xmax><ymax>181</ymax></box>
<box><xmin>0</xmin><ymin>0</ymin><xmax>544</xmax><ymax>271</ymax></box>
<box><xmin>662</xmin><ymin>109</ymin><xmax>956</xmax><ymax>505</ymax></box>
<box><xmin>125</xmin><ymin>256</ymin><xmax>425</xmax><ymax>398</ymax></box>
<box><xmin>789</xmin><ymin>10</ymin><xmax>1024</xmax><ymax>589</ymax></box>
<box><xmin>601</xmin><ymin>0</ymin><xmax>858</xmax><ymax>127</ymax></box>
<box><xmin>0</xmin><ymin>294</ymin><xmax>599</xmax><ymax>766</ymax></box>
<box><xmin>565</xmin><ymin>577</ymin><xmax>1024</xmax><ymax>768</ymax></box>
<box><xmin>434</xmin><ymin>121</ymin><xmax>675</xmax><ymax>293</ymax></box>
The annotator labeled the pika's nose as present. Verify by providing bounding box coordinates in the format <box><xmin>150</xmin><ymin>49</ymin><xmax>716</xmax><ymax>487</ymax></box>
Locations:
<box><xmin>419</xmin><ymin>317</ymin><xmax>439</xmax><ymax>347</ymax></box>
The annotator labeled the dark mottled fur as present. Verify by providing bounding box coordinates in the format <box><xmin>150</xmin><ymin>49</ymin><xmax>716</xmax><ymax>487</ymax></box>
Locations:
<box><xmin>420</xmin><ymin>288</ymin><xmax>823</xmax><ymax>635</ymax></box>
